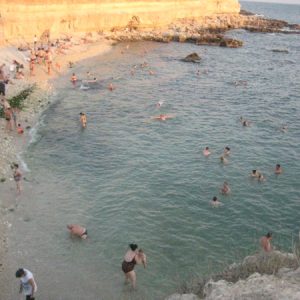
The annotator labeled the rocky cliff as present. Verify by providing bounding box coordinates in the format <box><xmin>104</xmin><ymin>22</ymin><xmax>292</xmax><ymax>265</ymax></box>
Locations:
<box><xmin>0</xmin><ymin>0</ymin><xmax>240</xmax><ymax>44</ymax></box>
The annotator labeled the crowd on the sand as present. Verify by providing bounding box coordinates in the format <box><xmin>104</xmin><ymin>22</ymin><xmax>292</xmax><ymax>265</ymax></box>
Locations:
<box><xmin>0</xmin><ymin>33</ymin><xmax>290</xmax><ymax>300</ymax></box>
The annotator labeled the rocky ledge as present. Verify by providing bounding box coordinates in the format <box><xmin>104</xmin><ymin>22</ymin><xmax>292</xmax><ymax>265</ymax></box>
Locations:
<box><xmin>166</xmin><ymin>251</ymin><xmax>300</xmax><ymax>300</ymax></box>
<box><xmin>103</xmin><ymin>13</ymin><xmax>300</xmax><ymax>48</ymax></box>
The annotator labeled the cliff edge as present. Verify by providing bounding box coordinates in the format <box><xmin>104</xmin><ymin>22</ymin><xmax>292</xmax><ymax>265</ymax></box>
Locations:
<box><xmin>0</xmin><ymin>0</ymin><xmax>240</xmax><ymax>44</ymax></box>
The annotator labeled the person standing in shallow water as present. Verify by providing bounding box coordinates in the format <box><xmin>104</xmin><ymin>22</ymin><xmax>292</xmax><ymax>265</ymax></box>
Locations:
<box><xmin>122</xmin><ymin>244</ymin><xmax>147</xmax><ymax>289</ymax></box>
<box><xmin>260</xmin><ymin>232</ymin><xmax>272</xmax><ymax>252</ymax></box>
<box><xmin>79</xmin><ymin>112</ymin><xmax>87</xmax><ymax>128</ymax></box>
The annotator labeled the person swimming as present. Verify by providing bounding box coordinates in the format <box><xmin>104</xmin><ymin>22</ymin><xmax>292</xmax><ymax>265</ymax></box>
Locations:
<box><xmin>79</xmin><ymin>112</ymin><xmax>87</xmax><ymax>128</ymax></box>
<box><xmin>220</xmin><ymin>155</ymin><xmax>228</xmax><ymax>164</ymax></box>
<box><xmin>153</xmin><ymin>114</ymin><xmax>173</xmax><ymax>121</ymax></box>
<box><xmin>210</xmin><ymin>196</ymin><xmax>222</xmax><ymax>207</ymax></box>
<box><xmin>203</xmin><ymin>147</ymin><xmax>211</xmax><ymax>156</ymax></box>
<box><xmin>221</xmin><ymin>181</ymin><xmax>231</xmax><ymax>195</ymax></box>
<box><xmin>224</xmin><ymin>146</ymin><xmax>230</xmax><ymax>156</ymax></box>
<box><xmin>275</xmin><ymin>164</ymin><xmax>282</xmax><ymax>174</ymax></box>
<box><xmin>251</xmin><ymin>170</ymin><xmax>261</xmax><ymax>178</ymax></box>
<box><xmin>156</xmin><ymin>101</ymin><xmax>164</xmax><ymax>108</ymax></box>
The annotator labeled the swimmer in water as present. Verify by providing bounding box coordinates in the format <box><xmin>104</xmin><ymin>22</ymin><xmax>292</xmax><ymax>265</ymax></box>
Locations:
<box><xmin>79</xmin><ymin>112</ymin><xmax>87</xmax><ymax>128</ymax></box>
<box><xmin>210</xmin><ymin>196</ymin><xmax>222</xmax><ymax>207</ymax></box>
<box><xmin>156</xmin><ymin>101</ymin><xmax>164</xmax><ymax>108</ymax></box>
<box><xmin>224</xmin><ymin>146</ymin><xmax>231</xmax><ymax>156</ymax></box>
<box><xmin>274</xmin><ymin>164</ymin><xmax>282</xmax><ymax>174</ymax></box>
<box><xmin>251</xmin><ymin>169</ymin><xmax>261</xmax><ymax>178</ymax></box>
<box><xmin>280</xmin><ymin>125</ymin><xmax>288</xmax><ymax>132</ymax></box>
<box><xmin>153</xmin><ymin>114</ymin><xmax>173</xmax><ymax>121</ymax></box>
<box><xmin>258</xmin><ymin>174</ymin><xmax>266</xmax><ymax>182</ymax></box>
<box><xmin>203</xmin><ymin>147</ymin><xmax>211</xmax><ymax>157</ymax></box>
<box><xmin>221</xmin><ymin>181</ymin><xmax>231</xmax><ymax>195</ymax></box>
<box><xmin>67</xmin><ymin>224</ymin><xmax>88</xmax><ymax>239</ymax></box>
<box><xmin>220</xmin><ymin>155</ymin><xmax>228</xmax><ymax>165</ymax></box>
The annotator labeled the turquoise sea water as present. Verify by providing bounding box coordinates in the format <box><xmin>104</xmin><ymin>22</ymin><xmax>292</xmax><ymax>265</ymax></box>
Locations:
<box><xmin>6</xmin><ymin>2</ymin><xmax>300</xmax><ymax>300</ymax></box>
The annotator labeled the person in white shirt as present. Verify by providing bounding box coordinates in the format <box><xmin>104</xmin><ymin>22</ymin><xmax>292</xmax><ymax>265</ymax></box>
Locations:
<box><xmin>16</xmin><ymin>268</ymin><xmax>37</xmax><ymax>300</ymax></box>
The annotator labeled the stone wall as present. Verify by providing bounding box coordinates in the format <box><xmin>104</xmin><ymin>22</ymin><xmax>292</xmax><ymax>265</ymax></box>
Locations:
<box><xmin>0</xmin><ymin>0</ymin><xmax>240</xmax><ymax>44</ymax></box>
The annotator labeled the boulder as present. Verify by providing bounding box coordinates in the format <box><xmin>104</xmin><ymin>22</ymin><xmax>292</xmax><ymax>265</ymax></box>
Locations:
<box><xmin>219</xmin><ymin>38</ymin><xmax>243</xmax><ymax>48</ymax></box>
<box><xmin>182</xmin><ymin>53</ymin><xmax>201</xmax><ymax>63</ymax></box>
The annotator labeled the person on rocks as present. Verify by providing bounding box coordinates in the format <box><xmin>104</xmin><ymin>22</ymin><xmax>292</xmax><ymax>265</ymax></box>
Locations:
<box><xmin>260</xmin><ymin>232</ymin><xmax>272</xmax><ymax>252</ymax></box>
<box><xmin>67</xmin><ymin>224</ymin><xmax>88</xmax><ymax>239</ymax></box>
<box><xmin>16</xmin><ymin>268</ymin><xmax>37</xmax><ymax>300</ymax></box>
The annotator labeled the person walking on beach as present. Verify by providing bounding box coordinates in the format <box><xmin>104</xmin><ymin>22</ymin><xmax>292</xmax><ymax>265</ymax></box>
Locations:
<box><xmin>46</xmin><ymin>50</ymin><xmax>53</xmax><ymax>75</ymax></box>
<box><xmin>4</xmin><ymin>107</ymin><xmax>13</xmax><ymax>131</ymax></box>
<box><xmin>260</xmin><ymin>232</ymin><xmax>272</xmax><ymax>252</ymax></box>
<box><xmin>122</xmin><ymin>244</ymin><xmax>147</xmax><ymax>289</ymax></box>
<box><xmin>79</xmin><ymin>112</ymin><xmax>87</xmax><ymax>128</ymax></box>
<box><xmin>67</xmin><ymin>224</ymin><xmax>88</xmax><ymax>239</ymax></box>
<box><xmin>15</xmin><ymin>268</ymin><xmax>37</xmax><ymax>300</ymax></box>
<box><xmin>13</xmin><ymin>163</ymin><xmax>22</xmax><ymax>194</ymax></box>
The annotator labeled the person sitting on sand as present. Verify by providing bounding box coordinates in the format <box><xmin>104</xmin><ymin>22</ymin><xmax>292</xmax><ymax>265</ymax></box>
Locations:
<box><xmin>260</xmin><ymin>232</ymin><xmax>272</xmax><ymax>252</ymax></box>
<box><xmin>274</xmin><ymin>164</ymin><xmax>282</xmax><ymax>174</ymax></box>
<box><xmin>79</xmin><ymin>112</ymin><xmax>87</xmax><ymax>128</ymax></box>
<box><xmin>67</xmin><ymin>224</ymin><xmax>88</xmax><ymax>239</ymax></box>
<box><xmin>153</xmin><ymin>114</ymin><xmax>173</xmax><ymax>121</ymax></box>
<box><xmin>203</xmin><ymin>147</ymin><xmax>211</xmax><ymax>157</ymax></box>
<box><xmin>210</xmin><ymin>196</ymin><xmax>222</xmax><ymax>207</ymax></box>
<box><xmin>221</xmin><ymin>181</ymin><xmax>231</xmax><ymax>195</ymax></box>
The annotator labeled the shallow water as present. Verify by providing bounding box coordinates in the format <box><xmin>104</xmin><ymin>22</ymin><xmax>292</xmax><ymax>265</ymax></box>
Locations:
<box><xmin>6</xmin><ymin>2</ymin><xmax>300</xmax><ymax>300</ymax></box>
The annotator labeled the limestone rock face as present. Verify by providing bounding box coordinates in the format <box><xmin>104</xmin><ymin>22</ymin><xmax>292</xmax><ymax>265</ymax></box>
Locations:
<box><xmin>204</xmin><ymin>268</ymin><xmax>300</xmax><ymax>300</ymax></box>
<box><xmin>0</xmin><ymin>0</ymin><xmax>240</xmax><ymax>43</ymax></box>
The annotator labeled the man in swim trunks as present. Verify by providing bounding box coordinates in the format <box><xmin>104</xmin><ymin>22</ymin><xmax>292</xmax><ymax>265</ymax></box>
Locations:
<box><xmin>13</xmin><ymin>163</ymin><xmax>22</xmax><ymax>194</ymax></box>
<box><xmin>67</xmin><ymin>224</ymin><xmax>88</xmax><ymax>239</ymax></box>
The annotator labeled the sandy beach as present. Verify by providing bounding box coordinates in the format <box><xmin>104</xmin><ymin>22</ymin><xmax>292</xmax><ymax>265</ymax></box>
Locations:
<box><xmin>0</xmin><ymin>34</ymin><xmax>112</xmax><ymax>295</ymax></box>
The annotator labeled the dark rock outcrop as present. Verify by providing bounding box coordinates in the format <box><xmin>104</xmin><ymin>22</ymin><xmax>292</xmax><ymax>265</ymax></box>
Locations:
<box><xmin>182</xmin><ymin>53</ymin><xmax>201</xmax><ymax>63</ymax></box>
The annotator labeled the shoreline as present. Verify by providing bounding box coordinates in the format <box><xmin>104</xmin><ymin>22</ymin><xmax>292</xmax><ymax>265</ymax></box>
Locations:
<box><xmin>0</xmin><ymin>36</ymin><xmax>113</xmax><ymax>297</ymax></box>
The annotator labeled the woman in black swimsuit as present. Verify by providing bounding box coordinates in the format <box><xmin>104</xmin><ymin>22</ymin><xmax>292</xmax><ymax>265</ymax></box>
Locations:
<box><xmin>122</xmin><ymin>244</ymin><xmax>138</xmax><ymax>288</ymax></box>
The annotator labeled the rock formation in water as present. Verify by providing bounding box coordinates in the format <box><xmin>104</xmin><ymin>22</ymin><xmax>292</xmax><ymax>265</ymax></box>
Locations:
<box><xmin>0</xmin><ymin>0</ymin><xmax>240</xmax><ymax>44</ymax></box>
